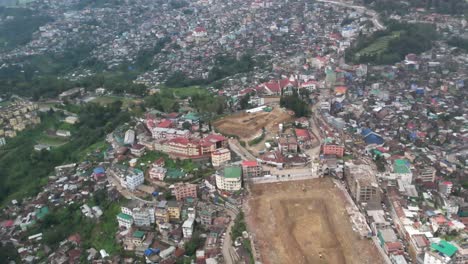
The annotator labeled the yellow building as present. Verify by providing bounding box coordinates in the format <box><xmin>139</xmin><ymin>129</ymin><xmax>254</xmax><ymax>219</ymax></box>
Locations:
<box><xmin>167</xmin><ymin>200</ymin><xmax>181</xmax><ymax>221</ymax></box>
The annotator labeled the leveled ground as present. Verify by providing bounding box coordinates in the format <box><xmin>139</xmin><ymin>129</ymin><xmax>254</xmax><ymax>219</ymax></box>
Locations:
<box><xmin>246</xmin><ymin>178</ymin><xmax>384</xmax><ymax>264</ymax></box>
<box><xmin>213</xmin><ymin>107</ymin><xmax>292</xmax><ymax>140</ymax></box>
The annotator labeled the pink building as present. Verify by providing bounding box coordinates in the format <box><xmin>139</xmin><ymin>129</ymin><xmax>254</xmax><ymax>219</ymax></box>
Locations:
<box><xmin>149</xmin><ymin>166</ymin><xmax>166</xmax><ymax>181</ymax></box>
<box><xmin>174</xmin><ymin>183</ymin><xmax>197</xmax><ymax>201</ymax></box>
<box><xmin>322</xmin><ymin>144</ymin><xmax>345</xmax><ymax>157</ymax></box>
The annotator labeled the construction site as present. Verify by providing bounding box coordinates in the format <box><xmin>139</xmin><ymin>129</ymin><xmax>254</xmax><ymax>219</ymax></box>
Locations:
<box><xmin>213</xmin><ymin>106</ymin><xmax>292</xmax><ymax>141</ymax></box>
<box><xmin>245</xmin><ymin>178</ymin><xmax>384</xmax><ymax>264</ymax></box>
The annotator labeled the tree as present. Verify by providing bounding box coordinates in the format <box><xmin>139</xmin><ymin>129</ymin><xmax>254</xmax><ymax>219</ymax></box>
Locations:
<box><xmin>182</xmin><ymin>121</ymin><xmax>192</xmax><ymax>130</ymax></box>
<box><xmin>184</xmin><ymin>231</ymin><xmax>204</xmax><ymax>256</ymax></box>
<box><xmin>239</xmin><ymin>93</ymin><xmax>250</xmax><ymax>110</ymax></box>
<box><xmin>280</xmin><ymin>91</ymin><xmax>311</xmax><ymax>117</ymax></box>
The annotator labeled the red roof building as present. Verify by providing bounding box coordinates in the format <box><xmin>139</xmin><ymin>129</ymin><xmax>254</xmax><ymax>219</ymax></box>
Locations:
<box><xmin>157</xmin><ymin>119</ymin><xmax>174</xmax><ymax>128</ymax></box>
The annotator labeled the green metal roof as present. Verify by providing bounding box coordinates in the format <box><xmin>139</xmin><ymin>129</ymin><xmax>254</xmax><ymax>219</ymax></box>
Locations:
<box><xmin>393</xmin><ymin>159</ymin><xmax>410</xmax><ymax>174</ymax></box>
<box><xmin>184</xmin><ymin>112</ymin><xmax>200</xmax><ymax>121</ymax></box>
<box><xmin>431</xmin><ymin>240</ymin><xmax>457</xmax><ymax>257</ymax></box>
<box><xmin>133</xmin><ymin>230</ymin><xmax>145</xmax><ymax>239</ymax></box>
<box><xmin>223</xmin><ymin>166</ymin><xmax>242</xmax><ymax>179</ymax></box>
<box><xmin>36</xmin><ymin>207</ymin><xmax>49</xmax><ymax>220</ymax></box>
<box><xmin>166</xmin><ymin>168</ymin><xmax>185</xmax><ymax>179</ymax></box>
<box><xmin>117</xmin><ymin>213</ymin><xmax>133</xmax><ymax>221</ymax></box>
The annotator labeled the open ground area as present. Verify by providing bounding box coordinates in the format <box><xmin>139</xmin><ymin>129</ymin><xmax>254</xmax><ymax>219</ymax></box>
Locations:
<box><xmin>214</xmin><ymin>107</ymin><xmax>292</xmax><ymax>140</ymax></box>
<box><xmin>246</xmin><ymin>178</ymin><xmax>384</xmax><ymax>264</ymax></box>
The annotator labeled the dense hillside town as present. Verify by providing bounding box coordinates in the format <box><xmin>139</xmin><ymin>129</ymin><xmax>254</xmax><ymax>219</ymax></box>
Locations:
<box><xmin>0</xmin><ymin>0</ymin><xmax>467</xmax><ymax>263</ymax></box>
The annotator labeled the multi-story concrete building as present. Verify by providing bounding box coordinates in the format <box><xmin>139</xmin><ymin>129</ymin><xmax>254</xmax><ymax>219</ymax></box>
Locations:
<box><xmin>182</xmin><ymin>217</ymin><xmax>195</xmax><ymax>239</ymax></box>
<box><xmin>438</xmin><ymin>181</ymin><xmax>453</xmax><ymax>196</ymax></box>
<box><xmin>278</xmin><ymin>136</ymin><xmax>298</xmax><ymax>154</ymax></box>
<box><xmin>121</xmin><ymin>203</ymin><xmax>155</xmax><ymax>227</ymax></box>
<box><xmin>211</xmin><ymin>148</ymin><xmax>231</xmax><ymax>167</ymax></box>
<box><xmin>199</xmin><ymin>208</ymin><xmax>215</xmax><ymax>226</ymax></box>
<box><xmin>391</xmin><ymin>159</ymin><xmax>413</xmax><ymax>184</ymax></box>
<box><xmin>155</xmin><ymin>134</ymin><xmax>227</xmax><ymax>160</ymax></box>
<box><xmin>216</xmin><ymin>166</ymin><xmax>242</xmax><ymax>192</ymax></box>
<box><xmin>124</xmin><ymin>129</ymin><xmax>136</xmax><ymax>145</ymax></box>
<box><xmin>155</xmin><ymin>201</ymin><xmax>169</xmax><ymax>224</ymax></box>
<box><xmin>117</xmin><ymin>213</ymin><xmax>133</xmax><ymax>229</ymax></box>
<box><xmin>173</xmin><ymin>183</ymin><xmax>197</xmax><ymax>201</ymax></box>
<box><xmin>418</xmin><ymin>167</ymin><xmax>436</xmax><ymax>182</ymax></box>
<box><xmin>423</xmin><ymin>240</ymin><xmax>457</xmax><ymax>264</ymax></box>
<box><xmin>345</xmin><ymin>162</ymin><xmax>380</xmax><ymax>204</ymax></box>
<box><xmin>322</xmin><ymin>144</ymin><xmax>345</xmax><ymax>157</ymax></box>
<box><xmin>149</xmin><ymin>166</ymin><xmax>166</xmax><ymax>181</ymax></box>
<box><xmin>126</xmin><ymin>168</ymin><xmax>144</xmax><ymax>191</ymax></box>
<box><xmin>167</xmin><ymin>200</ymin><xmax>181</xmax><ymax>221</ymax></box>
<box><xmin>242</xmin><ymin>160</ymin><xmax>263</xmax><ymax>178</ymax></box>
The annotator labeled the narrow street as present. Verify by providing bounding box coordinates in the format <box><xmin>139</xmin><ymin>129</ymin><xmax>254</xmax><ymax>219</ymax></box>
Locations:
<box><xmin>222</xmin><ymin>209</ymin><xmax>239</xmax><ymax>264</ymax></box>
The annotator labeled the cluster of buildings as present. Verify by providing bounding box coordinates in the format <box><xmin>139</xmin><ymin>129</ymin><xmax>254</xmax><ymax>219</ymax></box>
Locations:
<box><xmin>0</xmin><ymin>0</ymin><xmax>377</xmax><ymax>88</ymax></box>
<box><xmin>304</xmin><ymin>8</ymin><xmax>468</xmax><ymax>263</ymax></box>
<box><xmin>0</xmin><ymin>160</ymin><xmax>119</xmax><ymax>263</ymax></box>
<box><xmin>0</xmin><ymin>98</ymin><xmax>40</xmax><ymax>143</ymax></box>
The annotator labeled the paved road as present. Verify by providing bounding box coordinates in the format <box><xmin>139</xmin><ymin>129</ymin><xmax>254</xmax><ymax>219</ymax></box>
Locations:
<box><xmin>222</xmin><ymin>209</ymin><xmax>239</xmax><ymax>264</ymax></box>
<box><xmin>228</xmin><ymin>138</ymin><xmax>257</xmax><ymax>160</ymax></box>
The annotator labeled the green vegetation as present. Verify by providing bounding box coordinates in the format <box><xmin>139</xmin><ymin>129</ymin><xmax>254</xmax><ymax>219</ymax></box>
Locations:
<box><xmin>447</xmin><ymin>37</ymin><xmax>468</xmax><ymax>51</ymax></box>
<box><xmin>280</xmin><ymin>91</ymin><xmax>310</xmax><ymax>117</ymax></box>
<box><xmin>248</xmin><ymin>130</ymin><xmax>265</xmax><ymax>146</ymax></box>
<box><xmin>0</xmin><ymin>8</ymin><xmax>52</xmax><ymax>51</ymax></box>
<box><xmin>239</xmin><ymin>93</ymin><xmax>251</xmax><ymax>110</ymax></box>
<box><xmin>169</xmin><ymin>86</ymin><xmax>211</xmax><ymax>99</ymax></box>
<box><xmin>144</xmin><ymin>89</ymin><xmax>180</xmax><ymax>113</ymax></box>
<box><xmin>0</xmin><ymin>242</ymin><xmax>19</xmax><ymax>262</ymax></box>
<box><xmin>134</xmin><ymin>150</ymin><xmax>197</xmax><ymax>173</ymax></box>
<box><xmin>184</xmin><ymin>230</ymin><xmax>205</xmax><ymax>256</ymax></box>
<box><xmin>145</xmin><ymin>88</ymin><xmax>224</xmax><ymax>115</ymax></box>
<box><xmin>26</xmin><ymin>189</ymin><xmax>124</xmax><ymax>254</ymax></box>
<box><xmin>231</xmin><ymin>212</ymin><xmax>247</xmax><ymax>242</ymax></box>
<box><xmin>230</xmin><ymin>212</ymin><xmax>254</xmax><ymax>262</ymax></box>
<box><xmin>346</xmin><ymin>21</ymin><xmax>438</xmax><ymax>65</ymax></box>
<box><xmin>0</xmin><ymin>101</ymin><xmax>130</xmax><ymax>205</ymax></box>
<box><xmin>165</xmin><ymin>54</ymin><xmax>255</xmax><ymax>87</ymax></box>
<box><xmin>36</xmin><ymin>134</ymin><xmax>69</xmax><ymax>147</ymax></box>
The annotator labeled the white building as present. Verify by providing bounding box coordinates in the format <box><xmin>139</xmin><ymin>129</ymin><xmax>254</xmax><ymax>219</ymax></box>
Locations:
<box><xmin>216</xmin><ymin>166</ymin><xmax>242</xmax><ymax>192</ymax></box>
<box><xmin>211</xmin><ymin>148</ymin><xmax>231</xmax><ymax>167</ymax></box>
<box><xmin>126</xmin><ymin>168</ymin><xmax>144</xmax><ymax>191</ymax></box>
<box><xmin>182</xmin><ymin>217</ymin><xmax>195</xmax><ymax>239</ymax></box>
<box><xmin>124</xmin><ymin>129</ymin><xmax>136</xmax><ymax>145</ymax></box>
<box><xmin>132</xmin><ymin>207</ymin><xmax>155</xmax><ymax>227</ymax></box>
<box><xmin>117</xmin><ymin>213</ymin><xmax>133</xmax><ymax>229</ymax></box>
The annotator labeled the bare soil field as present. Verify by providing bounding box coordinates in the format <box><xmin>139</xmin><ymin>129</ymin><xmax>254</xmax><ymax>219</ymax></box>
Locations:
<box><xmin>213</xmin><ymin>107</ymin><xmax>292</xmax><ymax>140</ymax></box>
<box><xmin>246</xmin><ymin>178</ymin><xmax>384</xmax><ymax>264</ymax></box>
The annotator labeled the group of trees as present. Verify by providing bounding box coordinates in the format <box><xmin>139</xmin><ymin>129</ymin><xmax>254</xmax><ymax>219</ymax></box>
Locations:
<box><xmin>280</xmin><ymin>90</ymin><xmax>311</xmax><ymax>117</ymax></box>
<box><xmin>144</xmin><ymin>90</ymin><xmax>179</xmax><ymax>113</ymax></box>
<box><xmin>165</xmin><ymin>54</ymin><xmax>255</xmax><ymax>88</ymax></box>
<box><xmin>447</xmin><ymin>37</ymin><xmax>468</xmax><ymax>51</ymax></box>
<box><xmin>346</xmin><ymin>21</ymin><xmax>438</xmax><ymax>65</ymax></box>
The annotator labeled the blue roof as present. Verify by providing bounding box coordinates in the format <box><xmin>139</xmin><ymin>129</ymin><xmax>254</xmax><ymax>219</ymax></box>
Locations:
<box><xmin>361</xmin><ymin>128</ymin><xmax>373</xmax><ymax>137</ymax></box>
<box><xmin>144</xmin><ymin>249</ymin><xmax>153</xmax><ymax>256</ymax></box>
<box><xmin>364</xmin><ymin>133</ymin><xmax>384</xmax><ymax>145</ymax></box>
<box><xmin>144</xmin><ymin>248</ymin><xmax>160</xmax><ymax>256</ymax></box>
<box><xmin>93</xmin><ymin>167</ymin><xmax>105</xmax><ymax>174</ymax></box>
